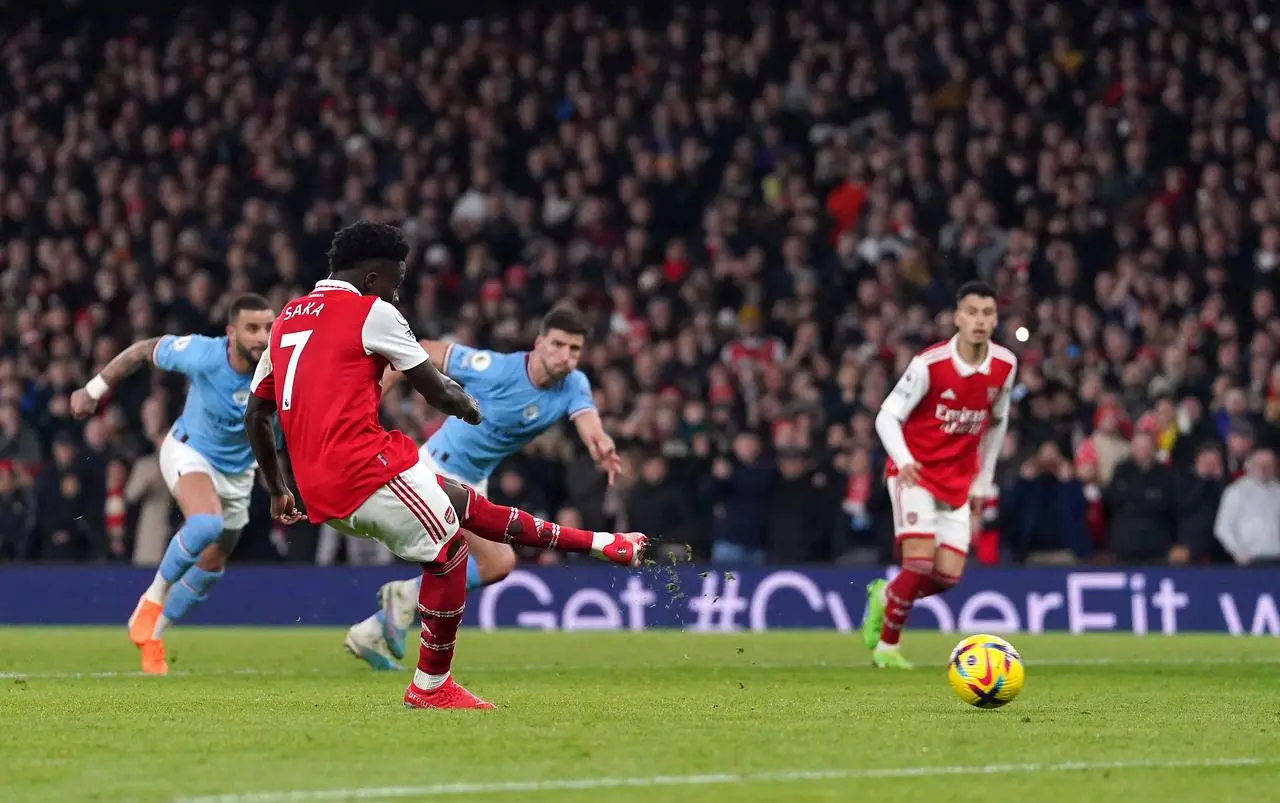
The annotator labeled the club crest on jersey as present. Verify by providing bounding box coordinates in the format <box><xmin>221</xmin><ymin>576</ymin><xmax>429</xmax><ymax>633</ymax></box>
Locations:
<box><xmin>466</xmin><ymin>351</ymin><xmax>492</xmax><ymax>372</ymax></box>
<box><xmin>907</xmin><ymin>512</ymin><xmax>919</xmax><ymax>525</ymax></box>
<box><xmin>232</xmin><ymin>389</ymin><xmax>250</xmax><ymax>406</ymax></box>
<box><xmin>987</xmin><ymin>387</ymin><xmax>1000</xmax><ymax>401</ymax></box>
<box><xmin>444</xmin><ymin>506</ymin><xmax>456</xmax><ymax>525</ymax></box>
<box><xmin>522</xmin><ymin>404</ymin><xmax>539</xmax><ymax>421</ymax></box>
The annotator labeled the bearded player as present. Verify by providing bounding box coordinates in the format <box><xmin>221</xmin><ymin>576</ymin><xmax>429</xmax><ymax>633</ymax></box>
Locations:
<box><xmin>345</xmin><ymin>306</ymin><xmax>627</xmax><ymax>670</ymax></box>
<box><xmin>861</xmin><ymin>281</ymin><xmax>1017</xmax><ymax>668</ymax></box>
<box><xmin>244</xmin><ymin>220</ymin><xmax>646</xmax><ymax>708</ymax></box>
<box><xmin>70</xmin><ymin>294</ymin><xmax>275</xmax><ymax>675</ymax></box>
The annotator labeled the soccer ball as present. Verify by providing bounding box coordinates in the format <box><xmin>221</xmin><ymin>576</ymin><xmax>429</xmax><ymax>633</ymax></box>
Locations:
<box><xmin>947</xmin><ymin>634</ymin><xmax>1025</xmax><ymax>709</ymax></box>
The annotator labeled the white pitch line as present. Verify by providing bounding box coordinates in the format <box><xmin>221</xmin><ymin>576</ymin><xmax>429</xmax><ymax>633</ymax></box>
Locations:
<box><xmin>3</xmin><ymin>654</ymin><xmax>1280</xmax><ymax>681</ymax></box>
<box><xmin>174</xmin><ymin>756</ymin><xmax>1271</xmax><ymax>803</ymax></box>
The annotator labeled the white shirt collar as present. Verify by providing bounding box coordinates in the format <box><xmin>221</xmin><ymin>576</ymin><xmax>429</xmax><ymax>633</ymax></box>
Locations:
<box><xmin>949</xmin><ymin>335</ymin><xmax>993</xmax><ymax>377</ymax></box>
<box><xmin>313</xmin><ymin>279</ymin><xmax>360</xmax><ymax>294</ymax></box>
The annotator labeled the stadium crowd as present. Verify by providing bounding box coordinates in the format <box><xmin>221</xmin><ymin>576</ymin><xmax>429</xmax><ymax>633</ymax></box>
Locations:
<box><xmin>3</xmin><ymin>0</ymin><xmax>1280</xmax><ymax>568</ymax></box>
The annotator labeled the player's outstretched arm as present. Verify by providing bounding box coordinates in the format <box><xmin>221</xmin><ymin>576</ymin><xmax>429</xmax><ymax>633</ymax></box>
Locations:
<box><xmin>70</xmin><ymin>336</ymin><xmax>162</xmax><ymax>418</ymax></box>
<box><xmin>572</xmin><ymin>407</ymin><xmax>622</xmax><ymax>485</ymax></box>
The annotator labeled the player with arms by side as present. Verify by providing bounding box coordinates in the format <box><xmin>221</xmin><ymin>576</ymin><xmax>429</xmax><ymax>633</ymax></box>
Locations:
<box><xmin>345</xmin><ymin>305</ymin><xmax>635</xmax><ymax>670</ymax></box>
<box><xmin>243</xmin><ymin>221</ymin><xmax>646</xmax><ymax>708</ymax></box>
<box><xmin>70</xmin><ymin>295</ymin><xmax>276</xmax><ymax>675</ymax></box>
<box><xmin>860</xmin><ymin>281</ymin><xmax>1017</xmax><ymax>668</ymax></box>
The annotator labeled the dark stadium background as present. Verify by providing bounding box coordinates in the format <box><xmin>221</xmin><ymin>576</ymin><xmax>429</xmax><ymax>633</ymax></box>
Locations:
<box><xmin>1</xmin><ymin>0</ymin><xmax>1278</xmax><ymax>572</ymax></box>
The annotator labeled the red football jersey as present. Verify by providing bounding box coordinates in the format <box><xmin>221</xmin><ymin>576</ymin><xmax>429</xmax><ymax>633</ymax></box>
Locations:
<box><xmin>251</xmin><ymin>279</ymin><xmax>430</xmax><ymax>523</ymax></box>
<box><xmin>880</xmin><ymin>338</ymin><xmax>1018</xmax><ymax>507</ymax></box>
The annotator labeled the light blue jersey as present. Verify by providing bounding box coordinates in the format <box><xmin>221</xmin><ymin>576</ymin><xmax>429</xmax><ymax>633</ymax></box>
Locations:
<box><xmin>154</xmin><ymin>334</ymin><xmax>257</xmax><ymax>475</ymax></box>
<box><xmin>424</xmin><ymin>343</ymin><xmax>596</xmax><ymax>484</ymax></box>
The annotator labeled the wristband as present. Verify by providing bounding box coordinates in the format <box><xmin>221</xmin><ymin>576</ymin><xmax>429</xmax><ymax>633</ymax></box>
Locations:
<box><xmin>85</xmin><ymin>375</ymin><xmax>110</xmax><ymax>401</ymax></box>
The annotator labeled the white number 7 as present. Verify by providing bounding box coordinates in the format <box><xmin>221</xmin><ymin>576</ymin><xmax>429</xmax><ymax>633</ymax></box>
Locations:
<box><xmin>279</xmin><ymin>330</ymin><xmax>312</xmax><ymax>411</ymax></box>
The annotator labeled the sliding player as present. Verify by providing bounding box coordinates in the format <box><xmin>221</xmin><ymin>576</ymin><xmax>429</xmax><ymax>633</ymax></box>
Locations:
<box><xmin>70</xmin><ymin>295</ymin><xmax>275</xmax><ymax>675</ymax></box>
<box><xmin>344</xmin><ymin>306</ymin><xmax>627</xmax><ymax>670</ymax></box>
<box><xmin>862</xmin><ymin>281</ymin><xmax>1017</xmax><ymax>667</ymax></box>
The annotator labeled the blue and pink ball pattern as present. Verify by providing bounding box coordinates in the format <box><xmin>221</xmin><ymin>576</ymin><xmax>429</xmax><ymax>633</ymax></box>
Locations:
<box><xmin>947</xmin><ymin>634</ymin><xmax>1025</xmax><ymax>709</ymax></box>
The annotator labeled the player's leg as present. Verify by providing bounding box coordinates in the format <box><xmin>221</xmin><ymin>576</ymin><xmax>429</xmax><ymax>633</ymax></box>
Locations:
<box><xmin>861</xmin><ymin>477</ymin><xmax>937</xmax><ymax>669</ymax></box>
<box><xmin>919</xmin><ymin>504</ymin><xmax>971</xmax><ymax>599</ymax></box>
<box><xmin>154</xmin><ymin>528</ymin><xmax>242</xmax><ymax>638</ymax></box>
<box><xmin>333</xmin><ymin>463</ymin><xmax>491</xmax><ymax>707</ymax></box>
<box><xmin>131</xmin><ymin>437</ymin><xmax>226</xmax><ymax>674</ymax></box>
<box><xmin>152</xmin><ymin>471</ymin><xmax>251</xmax><ymax>640</ymax></box>
<box><xmin>362</xmin><ymin>530</ymin><xmax>507</xmax><ymax>664</ymax></box>
<box><xmin>437</xmin><ymin>476</ymin><xmax>648</xmax><ymax>566</ymax></box>
<box><xmin>403</xmin><ymin>534</ymin><xmax>492</xmax><ymax>709</ymax></box>
<box><xmin>349</xmin><ymin>466</ymin><xmax>499</xmax><ymax>668</ymax></box>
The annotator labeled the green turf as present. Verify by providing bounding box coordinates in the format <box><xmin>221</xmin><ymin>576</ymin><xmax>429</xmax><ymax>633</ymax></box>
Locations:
<box><xmin>2</xmin><ymin>629</ymin><xmax>1279</xmax><ymax>802</ymax></box>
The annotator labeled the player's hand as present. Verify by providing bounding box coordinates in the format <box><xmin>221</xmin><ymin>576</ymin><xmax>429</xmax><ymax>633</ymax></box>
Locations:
<box><xmin>898</xmin><ymin>462</ymin><xmax>922</xmax><ymax>486</ymax></box>
<box><xmin>270</xmin><ymin>492</ymin><xmax>304</xmax><ymax>525</ymax></box>
<box><xmin>1167</xmin><ymin>545</ymin><xmax>1191</xmax><ymax>565</ymax></box>
<box><xmin>70</xmin><ymin>388</ymin><xmax>98</xmax><ymax>420</ymax></box>
<box><xmin>586</xmin><ymin>433</ymin><xmax>622</xmax><ymax>484</ymax></box>
<box><xmin>455</xmin><ymin>391</ymin><xmax>482</xmax><ymax>425</ymax></box>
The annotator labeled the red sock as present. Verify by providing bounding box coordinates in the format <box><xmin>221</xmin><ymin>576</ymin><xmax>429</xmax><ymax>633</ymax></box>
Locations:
<box><xmin>416</xmin><ymin>537</ymin><xmax>470</xmax><ymax>677</ymax></box>
<box><xmin>458</xmin><ymin>484</ymin><xmax>597</xmax><ymax>554</ymax></box>
<box><xmin>880</xmin><ymin>559</ymin><xmax>932</xmax><ymax>646</ymax></box>
<box><xmin>917</xmin><ymin>569</ymin><xmax>962</xmax><ymax>599</ymax></box>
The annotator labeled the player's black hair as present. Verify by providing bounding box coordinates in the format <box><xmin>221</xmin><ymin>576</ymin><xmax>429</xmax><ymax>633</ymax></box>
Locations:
<box><xmin>956</xmin><ymin>280</ymin><xmax>997</xmax><ymax>304</ymax></box>
<box><xmin>327</xmin><ymin>220</ymin><xmax>410</xmax><ymax>275</ymax></box>
<box><xmin>540</xmin><ymin>305</ymin><xmax>589</xmax><ymax>337</ymax></box>
<box><xmin>228</xmin><ymin>293</ymin><xmax>272</xmax><ymax>322</ymax></box>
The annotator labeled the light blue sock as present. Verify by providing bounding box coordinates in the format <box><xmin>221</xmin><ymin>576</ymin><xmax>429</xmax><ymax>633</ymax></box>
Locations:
<box><xmin>465</xmin><ymin>555</ymin><xmax>483</xmax><ymax>592</ymax></box>
<box><xmin>158</xmin><ymin>514</ymin><xmax>225</xmax><ymax>584</ymax></box>
<box><xmin>162</xmin><ymin>566</ymin><xmax>224</xmax><ymax>625</ymax></box>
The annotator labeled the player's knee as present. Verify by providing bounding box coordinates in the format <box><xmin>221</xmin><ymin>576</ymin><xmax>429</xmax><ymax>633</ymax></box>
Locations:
<box><xmin>478</xmin><ymin>545</ymin><xmax>516</xmax><ymax>584</ymax></box>
<box><xmin>195</xmin><ymin>543</ymin><xmax>229</xmax><ymax>572</ymax></box>
<box><xmin>426</xmin><ymin>533</ymin><xmax>469</xmax><ymax>577</ymax></box>
<box><xmin>195</xmin><ymin>528</ymin><xmax>242</xmax><ymax>572</ymax></box>
<box><xmin>901</xmin><ymin>557</ymin><xmax>935</xmax><ymax>577</ymax></box>
<box><xmin>931</xmin><ymin>568</ymin><xmax>962</xmax><ymax>593</ymax></box>
<box><xmin>184</xmin><ymin>513</ymin><xmax>225</xmax><ymax>552</ymax></box>
<box><xmin>898</xmin><ymin>534</ymin><xmax>935</xmax><ymax>565</ymax></box>
<box><xmin>436</xmin><ymin>475</ymin><xmax>473</xmax><ymax>520</ymax></box>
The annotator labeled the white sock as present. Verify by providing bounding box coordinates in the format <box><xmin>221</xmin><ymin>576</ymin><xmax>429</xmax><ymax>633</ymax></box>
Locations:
<box><xmin>876</xmin><ymin>640</ymin><xmax>899</xmax><ymax>652</ymax></box>
<box><xmin>590</xmin><ymin>532</ymin><xmax>613</xmax><ymax>554</ymax></box>
<box><xmin>144</xmin><ymin>572</ymin><xmax>171</xmax><ymax>605</ymax></box>
<box><xmin>414</xmin><ymin>669</ymin><xmax>449</xmax><ymax>690</ymax></box>
<box><xmin>153</xmin><ymin>614</ymin><xmax>173</xmax><ymax>640</ymax></box>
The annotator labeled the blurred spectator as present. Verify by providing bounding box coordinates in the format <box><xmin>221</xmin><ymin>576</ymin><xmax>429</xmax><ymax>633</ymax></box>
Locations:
<box><xmin>1001</xmin><ymin>441</ymin><xmax>1091</xmax><ymax>565</ymax></box>
<box><xmin>1214</xmin><ymin>449</ymin><xmax>1280</xmax><ymax>566</ymax></box>
<box><xmin>1105</xmin><ymin>432</ymin><xmax>1178</xmax><ymax>564</ymax></box>
<box><xmin>709</xmin><ymin>433</ymin><xmax>774</xmax><ymax>565</ymax></box>
<box><xmin>0</xmin><ymin>462</ymin><xmax>34</xmax><ymax>559</ymax></box>
<box><xmin>625</xmin><ymin>453</ymin><xmax>694</xmax><ymax>557</ymax></box>
<box><xmin>766</xmin><ymin>447</ymin><xmax>832</xmax><ymax>563</ymax></box>
<box><xmin>0</xmin><ymin>403</ymin><xmax>41</xmax><ymax>472</ymax></box>
<box><xmin>1172</xmin><ymin>443</ymin><xmax>1231</xmax><ymax>565</ymax></box>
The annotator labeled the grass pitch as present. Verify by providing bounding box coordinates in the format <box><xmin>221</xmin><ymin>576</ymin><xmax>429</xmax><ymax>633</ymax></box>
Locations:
<box><xmin>2</xmin><ymin>628</ymin><xmax>1279</xmax><ymax>802</ymax></box>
